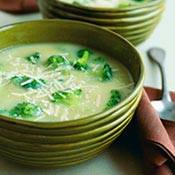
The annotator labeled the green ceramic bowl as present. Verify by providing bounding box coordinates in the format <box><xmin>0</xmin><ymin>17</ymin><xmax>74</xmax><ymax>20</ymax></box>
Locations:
<box><xmin>41</xmin><ymin>0</ymin><xmax>164</xmax><ymax>19</ymax></box>
<box><xmin>0</xmin><ymin>20</ymin><xmax>144</xmax><ymax>167</ymax></box>
<box><xmin>45</xmin><ymin>0</ymin><xmax>164</xmax><ymax>13</ymax></box>
<box><xmin>0</xmin><ymin>20</ymin><xmax>144</xmax><ymax>128</ymax></box>
<box><xmin>42</xmin><ymin>2</ymin><xmax>164</xmax><ymax>25</ymax></box>
<box><xmin>41</xmin><ymin>4</ymin><xmax>164</xmax><ymax>26</ymax></box>
<box><xmin>0</xmin><ymin>94</ymin><xmax>140</xmax><ymax>167</ymax></box>
<box><xmin>38</xmin><ymin>0</ymin><xmax>165</xmax><ymax>45</ymax></box>
<box><xmin>41</xmin><ymin>8</ymin><xmax>163</xmax><ymax>45</ymax></box>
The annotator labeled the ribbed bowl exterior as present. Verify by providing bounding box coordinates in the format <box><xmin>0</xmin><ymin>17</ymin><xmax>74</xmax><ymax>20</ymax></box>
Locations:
<box><xmin>38</xmin><ymin>0</ymin><xmax>165</xmax><ymax>45</ymax></box>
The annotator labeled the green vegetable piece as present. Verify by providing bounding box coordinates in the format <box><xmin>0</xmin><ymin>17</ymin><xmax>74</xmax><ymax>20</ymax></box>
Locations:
<box><xmin>10</xmin><ymin>102</ymin><xmax>42</xmax><ymax>118</ymax></box>
<box><xmin>91</xmin><ymin>59</ymin><xmax>113</xmax><ymax>81</ymax></box>
<box><xmin>26</xmin><ymin>52</ymin><xmax>41</xmax><ymax>64</ymax></box>
<box><xmin>52</xmin><ymin>89</ymin><xmax>82</xmax><ymax>105</ymax></box>
<box><xmin>106</xmin><ymin>90</ymin><xmax>121</xmax><ymax>110</ymax></box>
<box><xmin>74</xmin><ymin>49</ymin><xmax>91</xmax><ymax>71</ymax></box>
<box><xmin>102</xmin><ymin>63</ymin><xmax>113</xmax><ymax>81</ymax></box>
<box><xmin>11</xmin><ymin>76</ymin><xmax>46</xmax><ymax>89</ymax></box>
<box><xmin>77</xmin><ymin>49</ymin><xmax>92</xmax><ymax>58</ymax></box>
<box><xmin>106</xmin><ymin>90</ymin><xmax>121</xmax><ymax>109</ymax></box>
<box><xmin>47</xmin><ymin>55</ymin><xmax>69</xmax><ymax>69</ymax></box>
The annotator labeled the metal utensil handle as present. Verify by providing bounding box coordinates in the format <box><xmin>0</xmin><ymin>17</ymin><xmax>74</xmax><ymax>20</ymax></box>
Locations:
<box><xmin>147</xmin><ymin>47</ymin><xmax>171</xmax><ymax>102</ymax></box>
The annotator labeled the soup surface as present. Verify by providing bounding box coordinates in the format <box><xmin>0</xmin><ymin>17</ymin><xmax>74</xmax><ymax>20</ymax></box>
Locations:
<box><xmin>0</xmin><ymin>43</ymin><xmax>134</xmax><ymax>122</ymax></box>
<box><xmin>59</xmin><ymin>0</ymin><xmax>151</xmax><ymax>8</ymax></box>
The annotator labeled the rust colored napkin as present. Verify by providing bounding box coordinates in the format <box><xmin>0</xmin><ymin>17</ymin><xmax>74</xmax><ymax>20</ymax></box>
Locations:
<box><xmin>0</xmin><ymin>0</ymin><xmax>38</xmax><ymax>13</ymax></box>
<box><xmin>136</xmin><ymin>87</ymin><xmax>175</xmax><ymax>175</ymax></box>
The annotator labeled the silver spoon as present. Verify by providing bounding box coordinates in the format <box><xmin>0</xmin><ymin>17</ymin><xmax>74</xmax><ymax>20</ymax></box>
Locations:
<box><xmin>147</xmin><ymin>47</ymin><xmax>175</xmax><ymax>121</ymax></box>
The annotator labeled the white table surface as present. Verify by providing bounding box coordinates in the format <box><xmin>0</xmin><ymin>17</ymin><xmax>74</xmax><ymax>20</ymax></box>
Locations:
<box><xmin>0</xmin><ymin>0</ymin><xmax>174</xmax><ymax>174</ymax></box>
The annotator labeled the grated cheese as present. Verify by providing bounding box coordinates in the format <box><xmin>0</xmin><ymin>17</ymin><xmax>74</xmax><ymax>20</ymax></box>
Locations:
<box><xmin>0</xmin><ymin>43</ymin><xmax>135</xmax><ymax>122</ymax></box>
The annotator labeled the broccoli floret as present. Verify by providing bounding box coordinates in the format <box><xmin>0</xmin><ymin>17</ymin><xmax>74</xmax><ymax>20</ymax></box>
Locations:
<box><xmin>77</xmin><ymin>49</ymin><xmax>92</xmax><ymax>58</ymax></box>
<box><xmin>47</xmin><ymin>55</ymin><xmax>69</xmax><ymax>69</ymax></box>
<box><xmin>26</xmin><ymin>52</ymin><xmax>41</xmax><ymax>64</ymax></box>
<box><xmin>51</xmin><ymin>89</ymin><xmax>82</xmax><ymax>105</ymax></box>
<box><xmin>105</xmin><ymin>90</ymin><xmax>121</xmax><ymax>110</ymax></box>
<box><xmin>102</xmin><ymin>63</ymin><xmax>113</xmax><ymax>81</ymax></box>
<box><xmin>9</xmin><ymin>102</ymin><xmax>42</xmax><ymax>118</ymax></box>
<box><xmin>11</xmin><ymin>76</ymin><xmax>46</xmax><ymax>89</ymax></box>
<box><xmin>91</xmin><ymin>62</ymin><xmax>113</xmax><ymax>81</ymax></box>
<box><xmin>73</xmin><ymin>49</ymin><xmax>91</xmax><ymax>71</ymax></box>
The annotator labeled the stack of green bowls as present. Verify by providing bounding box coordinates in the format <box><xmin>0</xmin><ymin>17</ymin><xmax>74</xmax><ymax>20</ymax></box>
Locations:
<box><xmin>0</xmin><ymin>20</ymin><xmax>144</xmax><ymax>167</ymax></box>
<box><xmin>38</xmin><ymin>0</ymin><xmax>165</xmax><ymax>45</ymax></box>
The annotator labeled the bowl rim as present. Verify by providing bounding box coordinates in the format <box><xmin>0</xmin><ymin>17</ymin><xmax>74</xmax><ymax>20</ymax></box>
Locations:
<box><xmin>0</xmin><ymin>19</ymin><xmax>144</xmax><ymax>128</ymax></box>
<box><xmin>48</xmin><ymin>0</ymin><xmax>164</xmax><ymax>12</ymax></box>
<box><xmin>42</xmin><ymin>0</ymin><xmax>164</xmax><ymax>16</ymax></box>
<box><xmin>45</xmin><ymin>4</ymin><xmax>164</xmax><ymax>24</ymax></box>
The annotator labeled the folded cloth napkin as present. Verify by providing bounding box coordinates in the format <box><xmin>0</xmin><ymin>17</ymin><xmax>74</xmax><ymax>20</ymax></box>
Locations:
<box><xmin>136</xmin><ymin>87</ymin><xmax>175</xmax><ymax>175</ymax></box>
<box><xmin>0</xmin><ymin>0</ymin><xmax>38</xmax><ymax>12</ymax></box>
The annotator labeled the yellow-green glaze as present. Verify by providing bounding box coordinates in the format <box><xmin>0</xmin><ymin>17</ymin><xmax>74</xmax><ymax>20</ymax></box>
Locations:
<box><xmin>0</xmin><ymin>20</ymin><xmax>144</xmax><ymax>167</ymax></box>
<box><xmin>37</xmin><ymin>0</ymin><xmax>165</xmax><ymax>45</ymax></box>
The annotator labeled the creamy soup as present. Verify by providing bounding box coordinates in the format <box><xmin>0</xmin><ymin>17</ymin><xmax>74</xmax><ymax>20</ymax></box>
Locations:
<box><xmin>0</xmin><ymin>43</ymin><xmax>134</xmax><ymax>122</ymax></box>
<box><xmin>59</xmin><ymin>0</ymin><xmax>151</xmax><ymax>8</ymax></box>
